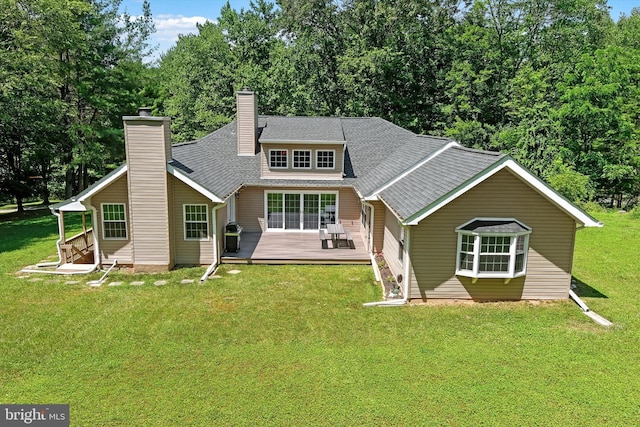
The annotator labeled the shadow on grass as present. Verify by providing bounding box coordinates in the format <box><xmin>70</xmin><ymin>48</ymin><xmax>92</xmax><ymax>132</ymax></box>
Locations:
<box><xmin>572</xmin><ymin>276</ymin><xmax>608</xmax><ymax>299</ymax></box>
<box><xmin>0</xmin><ymin>209</ymin><xmax>84</xmax><ymax>254</ymax></box>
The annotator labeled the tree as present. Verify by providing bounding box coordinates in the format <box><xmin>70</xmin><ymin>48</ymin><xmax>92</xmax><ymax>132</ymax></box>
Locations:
<box><xmin>159</xmin><ymin>1</ymin><xmax>288</xmax><ymax>141</ymax></box>
<box><xmin>55</xmin><ymin>0</ymin><xmax>155</xmax><ymax>197</ymax></box>
<box><xmin>159</xmin><ymin>21</ymin><xmax>236</xmax><ymax>142</ymax></box>
<box><xmin>556</xmin><ymin>46</ymin><xmax>640</xmax><ymax>206</ymax></box>
<box><xmin>279</xmin><ymin>0</ymin><xmax>347</xmax><ymax>115</ymax></box>
<box><xmin>0</xmin><ymin>0</ymin><xmax>71</xmax><ymax>211</ymax></box>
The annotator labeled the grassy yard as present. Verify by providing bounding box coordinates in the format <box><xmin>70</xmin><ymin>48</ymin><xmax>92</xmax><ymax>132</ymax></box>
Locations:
<box><xmin>1</xmin><ymin>210</ymin><xmax>639</xmax><ymax>426</ymax></box>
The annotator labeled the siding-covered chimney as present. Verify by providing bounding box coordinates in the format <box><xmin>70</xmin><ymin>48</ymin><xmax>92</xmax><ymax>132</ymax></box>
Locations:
<box><xmin>122</xmin><ymin>111</ymin><xmax>173</xmax><ymax>272</ymax></box>
<box><xmin>236</xmin><ymin>88</ymin><xmax>258</xmax><ymax>156</ymax></box>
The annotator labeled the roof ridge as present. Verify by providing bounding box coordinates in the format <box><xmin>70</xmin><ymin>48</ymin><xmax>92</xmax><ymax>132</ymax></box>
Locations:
<box><xmin>366</xmin><ymin>140</ymin><xmax>459</xmax><ymax>198</ymax></box>
<box><xmin>173</xmin><ymin>141</ymin><xmax>198</xmax><ymax>147</ymax></box>
<box><xmin>450</xmin><ymin>145</ymin><xmax>504</xmax><ymax>157</ymax></box>
<box><xmin>416</xmin><ymin>134</ymin><xmax>453</xmax><ymax>142</ymax></box>
<box><xmin>259</xmin><ymin>115</ymin><xmax>345</xmax><ymax>119</ymax></box>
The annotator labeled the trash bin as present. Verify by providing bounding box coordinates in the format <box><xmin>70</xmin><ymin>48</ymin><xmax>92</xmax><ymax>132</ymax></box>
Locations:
<box><xmin>225</xmin><ymin>222</ymin><xmax>243</xmax><ymax>252</ymax></box>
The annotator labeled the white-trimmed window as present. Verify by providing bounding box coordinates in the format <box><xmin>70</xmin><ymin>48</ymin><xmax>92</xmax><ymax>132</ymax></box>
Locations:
<box><xmin>269</xmin><ymin>149</ymin><xmax>288</xmax><ymax>169</ymax></box>
<box><xmin>102</xmin><ymin>203</ymin><xmax>127</xmax><ymax>239</ymax></box>
<box><xmin>455</xmin><ymin>218</ymin><xmax>531</xmax><ymax>281</ymax></box>
<box><xmin>293</xmin><ymin>150</ymin><xmax>311</xmax><ymax>169</ymax></box>
<box><xmin>316</xmin><ymin>150</ymin><xmax>335</xmax><ymax>169</ymax></box>
<box><xmin>184</xmin><ymin>204</ymin><xmax>209</xmax><ymax>240</ymax></box>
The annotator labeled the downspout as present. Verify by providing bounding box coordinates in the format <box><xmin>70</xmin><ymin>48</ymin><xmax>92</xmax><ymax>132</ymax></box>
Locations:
<box><xmin>89</xmin><ymin>205</ymin><xmax>101</xmax><ymax>268</ymax></box>
<box><xmin>569</xmin><ymin>289</ymin><xmax>613</xmax><ymax>326</ymax></box>
<box><xmin>361</xmin><ymin>201</ymin><xmax>380</xmax><ymax>281</ymax></box>
<box><xmin>36</xmin><ymin>207</ymin><xmax>65</xmax><ymax>267</ymax></box>
<box><xmin>364</xmin><ymin>224</ymin><xmax>411</xmax><ymax>307</ymax></box>
<box><xmin>200</xmin><ymin>201</ymin><xmax>227</xmax><ymax>282</ymax></box>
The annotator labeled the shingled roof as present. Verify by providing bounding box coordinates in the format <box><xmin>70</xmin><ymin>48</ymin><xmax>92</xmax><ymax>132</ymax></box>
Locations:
<box><xmin>378</xmin><ymin>146</ymin><xmax>505</xmax><ymax>220</ymax></box>
<box><xmin>170</xmin><ymin>115</ymin><xmax>505</xmax><ymax>220</ymax></box>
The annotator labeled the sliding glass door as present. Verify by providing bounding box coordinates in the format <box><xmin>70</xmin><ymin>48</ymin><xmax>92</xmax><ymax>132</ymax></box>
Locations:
<box><xmin>265</xmin><ymin>191</ymin><xmax>337</xmax><ymax>230</ymax></box>
<box><xmin>266</xmin><ymin>193</ymin><xmax>283</xmax><ymax>229</ymax></box>
<box><xmin>303</xmin><ymin>194</ymin><xmax>319</xmax><ymax>230</ymax></box>
<box><xmin>284</xmin><ymin>194</ymin><xmax>300</xmax><ymax>230</ymax></box>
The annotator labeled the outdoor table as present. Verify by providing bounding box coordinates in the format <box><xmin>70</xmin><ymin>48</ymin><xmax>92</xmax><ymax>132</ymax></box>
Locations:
<box><xmin>326</xmin><ymin>223</ymin><xmax>346</xmax><ymax>248</ymax></box>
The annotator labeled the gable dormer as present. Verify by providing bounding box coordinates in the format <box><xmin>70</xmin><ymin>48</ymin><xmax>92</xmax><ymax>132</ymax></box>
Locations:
<box><xmin>258</xmin><ymin>117</ymin><xmax>346</xmax><ymax>180</ymax></box>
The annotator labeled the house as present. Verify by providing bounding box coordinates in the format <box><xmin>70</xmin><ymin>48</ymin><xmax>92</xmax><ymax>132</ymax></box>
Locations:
<box><xmin>50</xmin><ymin>89</ymin><xmax>601</xmax><ymax>302</ymax></box>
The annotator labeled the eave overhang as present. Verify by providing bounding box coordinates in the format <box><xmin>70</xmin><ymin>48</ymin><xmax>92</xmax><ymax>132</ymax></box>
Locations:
<box><xmin>259</xmin><ymin>139</ymin><xmax>345</xmax><ymax>145</ymax></box>
<box><xmin>166</xmin><ymin>163</ymin><xmax>223</xmax><ymax>203</ymax></box>
<box><xmin>403</xmin><ymin>158</ymin><xmax>603</xmax><ymax>228</ymax></box>
<box><xmin>51</xmin><ymin>161</ymin><xmax>224</xmax><ymax>213</ymax></box>
<box><xmin>50</xmin><ymin>164</ymin><xmax>128</xmax><ymax>212</ymax></box>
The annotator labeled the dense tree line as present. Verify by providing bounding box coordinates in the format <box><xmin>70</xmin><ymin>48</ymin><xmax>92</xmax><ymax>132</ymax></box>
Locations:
<box><xmin>2</xmin><ymin>0</ymin><xmax>639</xmax><ymax>211</ymax></box>
<box><xmin>158</xmin><ymin>0</ymin><xmax>640</xmax><ymax>208</ymax></box>
<box><xmin>0</xmin><ymin>0</ymin><xmax>154</xmax><ymax>211</ymax></box>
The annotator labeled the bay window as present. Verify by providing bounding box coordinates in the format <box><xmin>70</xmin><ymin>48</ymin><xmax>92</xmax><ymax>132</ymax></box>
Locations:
<box><xmin>455</xmin><ymin>218</ymin><xmax>531</xmax><ymax>281</ymax></box>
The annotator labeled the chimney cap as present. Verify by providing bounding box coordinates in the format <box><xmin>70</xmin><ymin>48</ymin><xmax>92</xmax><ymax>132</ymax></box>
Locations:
<box><xmin>138</xmin><ymin>107</ymin><xmax>153</xmax><ymax>116</ymax></box>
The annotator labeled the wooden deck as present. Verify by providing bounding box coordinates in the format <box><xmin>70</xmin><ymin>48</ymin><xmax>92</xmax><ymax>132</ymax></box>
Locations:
<box><xmin>221</xmin><ymin>231</ymin><xmax>371</xmax><ymax>264</ymax></box>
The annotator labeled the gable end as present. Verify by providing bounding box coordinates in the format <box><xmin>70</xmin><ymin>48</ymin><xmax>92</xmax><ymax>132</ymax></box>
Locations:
<box><xmin>405</xmin><ymin>158</ymin><xmax>602</xmax><ymax>228</ymax></box>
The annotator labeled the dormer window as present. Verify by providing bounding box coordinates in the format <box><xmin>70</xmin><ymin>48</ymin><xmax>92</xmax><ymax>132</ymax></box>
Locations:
<box><xmin>455</xmin><ymin>218</ymin><xmax>531</xmax><ymax>282</ymax></box>
<box><xmin>269</xmin><ymin>149</ymin><xmax>288</xmax><ymax>169</ymax></box>
<box><xmin>316</xmin><ymin>150</ymin><xmax>335</xmax><ymax>169</ymax></box>
<box><xmin>293</xmin><ymin>150</ymin><xmax>311</xmax><ymax>169</ymax></box>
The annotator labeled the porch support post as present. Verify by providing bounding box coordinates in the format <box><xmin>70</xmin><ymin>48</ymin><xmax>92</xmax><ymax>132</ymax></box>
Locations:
<box><xmin>59</xmin><ymin>211</ymin><xmax>65</xmax><ymax>243</ymax></box>
<box><xmin>56</xmin><ymin>210</ymin><xmax>66</xmax><ymax>264</ymax></box>
<box><xmin>81</xmin><ymin>211</ymin><xmax>88</xmax><ymax>244</ymax></box>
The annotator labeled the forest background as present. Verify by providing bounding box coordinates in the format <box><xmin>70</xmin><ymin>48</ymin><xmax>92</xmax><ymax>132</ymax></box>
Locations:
<box><xmin>2</xmin><ymin>0</ymin><xmax>639</xmax><ymax>212</ymax></box>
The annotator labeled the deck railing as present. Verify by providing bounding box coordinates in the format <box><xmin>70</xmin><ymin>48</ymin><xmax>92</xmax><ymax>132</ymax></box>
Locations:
<box><xmin>60</xmin><ymin>229</ymin><xmax>94</xmax><ymax>264</ymax></box>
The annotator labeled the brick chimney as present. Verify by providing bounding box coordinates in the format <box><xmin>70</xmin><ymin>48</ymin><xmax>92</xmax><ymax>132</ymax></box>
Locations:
<box><xmin>122</xmin><ymin>109</ymin><xmax>174</xmax><ymax>272</ymax></box>
<box><xmin>236</xmin><ymin>88</ymin><xmax>258</xmax><ymax>156</ymax></box>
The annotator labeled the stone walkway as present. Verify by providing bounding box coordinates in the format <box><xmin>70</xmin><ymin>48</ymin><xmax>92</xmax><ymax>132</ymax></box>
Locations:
<box><xmin>16</xmin><ymin>267</ymin><xmax>241</xmax><ymax>287</ymax></box>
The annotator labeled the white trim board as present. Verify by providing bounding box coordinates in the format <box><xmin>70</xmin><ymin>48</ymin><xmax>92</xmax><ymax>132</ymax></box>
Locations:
<box><xmin>167</xmin><ymin>164</ymin><xmax>223</xmax><ymax>203</ymax></box>
<box><xmin>55</xmin><ymin>164</ymin><xmax>128</xmax><ymax>212</ymax></box>
<box><xmin>405</xmin><ymin>158</ymin><xmax>603</xmax><ymax>227</ymax></box>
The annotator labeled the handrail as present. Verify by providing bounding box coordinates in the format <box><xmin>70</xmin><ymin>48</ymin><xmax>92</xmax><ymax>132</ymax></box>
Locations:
<box><xmin>62</xmin><ymin>228</ymin><xmax>94</xmax><ymax>263</ymax></box>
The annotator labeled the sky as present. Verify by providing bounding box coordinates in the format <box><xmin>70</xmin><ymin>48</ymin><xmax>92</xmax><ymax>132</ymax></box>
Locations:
<box><xmin>120</xmin><ymin>0</ymin><xmax>640</xmax><ymax>62</ymax></box>
<box><xmin>120</xmin><ymin>1</ymin><xmax>253</xmax><ymax>61</ymax></box>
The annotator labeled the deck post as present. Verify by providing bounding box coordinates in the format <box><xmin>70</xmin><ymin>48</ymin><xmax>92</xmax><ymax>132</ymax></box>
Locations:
<box><xmin>82</xmin><ymin>211</ymin><xmax>88</xmax><ymax>243</ymax></box>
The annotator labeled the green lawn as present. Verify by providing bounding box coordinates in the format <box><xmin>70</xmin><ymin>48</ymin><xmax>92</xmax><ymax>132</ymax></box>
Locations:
<box><xmin>1</xmin><ymin>210</ymin><xmax>639</xmax><ymax>426</ymax></box>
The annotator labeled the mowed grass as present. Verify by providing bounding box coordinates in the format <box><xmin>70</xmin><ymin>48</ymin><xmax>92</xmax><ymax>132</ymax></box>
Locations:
<box><xmin>1</xmin><ymin>210</ymin><xmax>639</xmax><ymax>426</ymax></box>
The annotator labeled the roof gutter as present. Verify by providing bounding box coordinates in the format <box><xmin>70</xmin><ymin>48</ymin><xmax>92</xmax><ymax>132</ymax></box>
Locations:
<box><xmin>168</xmin><ymin>164</ymin><xmax>223</xmax><ymax>203</ymax></box>
<box><xmin>403</xmin><ymin>157</ymin><xmax>603</xmax><ymax>227</ymax></box>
